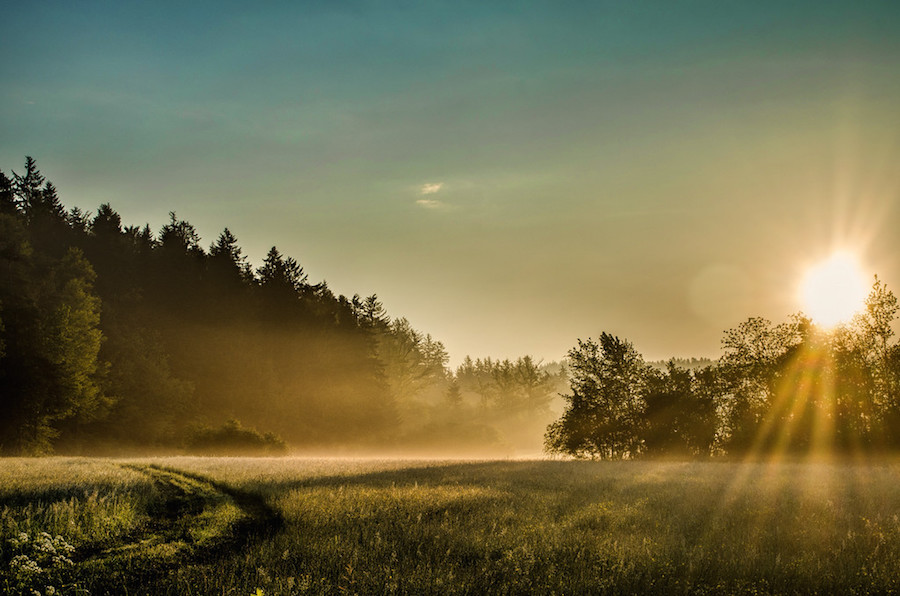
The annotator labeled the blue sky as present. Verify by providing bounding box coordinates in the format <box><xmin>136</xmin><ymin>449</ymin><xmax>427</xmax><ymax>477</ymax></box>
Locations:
<box><xmin>3</xmin><ymin>1</ymin><xmax>900</xmax><ymax>364</ymax></box>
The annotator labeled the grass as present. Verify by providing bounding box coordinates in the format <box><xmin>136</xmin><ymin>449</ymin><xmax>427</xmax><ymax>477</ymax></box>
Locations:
<box><xmin>3</xmin><ymin>457</ymin><xmax>900</xmax><ymax>594</ymax></box>
<box><xmin>0</xmin><ymin>458</ymin><xmax>155</xmax><ymax>546</ymax></box>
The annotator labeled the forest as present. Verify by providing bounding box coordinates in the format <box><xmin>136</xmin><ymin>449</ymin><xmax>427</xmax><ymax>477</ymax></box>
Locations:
<box><xmin>2</xmin><ymin>157</ymin><xmax>899</xmax><ymax>459</ymax></box>
<box><xmin>0</xmin><ymin>158</ymin><xmax>565</xmax><ymax>456</ymax></box>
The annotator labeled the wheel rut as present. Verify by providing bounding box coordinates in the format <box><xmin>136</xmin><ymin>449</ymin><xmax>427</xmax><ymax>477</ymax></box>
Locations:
<box><xmin>77</xmin><ymin>463</ymin><xmax>281</xmax><ymax>590</ymax></box>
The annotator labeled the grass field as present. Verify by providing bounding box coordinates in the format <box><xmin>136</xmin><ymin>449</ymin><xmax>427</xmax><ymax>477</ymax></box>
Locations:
<box><xmin>3</xmin><ymin>457</ymin><xmax>900</xmax><ymax>594</ymax></box>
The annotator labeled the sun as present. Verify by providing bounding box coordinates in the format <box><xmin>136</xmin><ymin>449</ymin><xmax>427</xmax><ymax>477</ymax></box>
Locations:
<box><xmin>800</xmin><ymin>252</ymin><xmax>868</xmax><ymax>328</ymax></box>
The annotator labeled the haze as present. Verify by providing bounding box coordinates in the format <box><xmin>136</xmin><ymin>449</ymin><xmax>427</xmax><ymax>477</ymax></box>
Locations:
<box><xmin>3</xmin><ymin>1</ymin><xmax>899</xmax><ymax>365</ymax></box>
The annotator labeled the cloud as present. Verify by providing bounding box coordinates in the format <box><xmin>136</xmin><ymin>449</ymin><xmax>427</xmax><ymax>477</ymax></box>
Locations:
<box><xmin>420</xmin><ymin>182</ymin><xmax>444</xmax><ymax>195</ymax></box>
<box><xmin>416</xmin><ymin>198</ymin><xmax>444</xmax><ymax>209</ymax></box>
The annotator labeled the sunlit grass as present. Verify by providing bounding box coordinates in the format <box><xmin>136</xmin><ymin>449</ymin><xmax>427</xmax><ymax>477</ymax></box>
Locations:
<box><xmin>4</xmin><ymin>457</ymin><xmax>900</xmax><ymax>593</ymax></box>
<box><xmin>0</xmin><ymin>458</ymin><xmax>156</xmax><ymax>545</ymax></box>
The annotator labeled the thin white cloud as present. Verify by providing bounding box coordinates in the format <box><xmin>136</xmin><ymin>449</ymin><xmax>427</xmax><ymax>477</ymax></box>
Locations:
<box><xmin>420</xmin><ymin>182</ymin><xmax>444</xmax><ymax>195</ymax></box>
<box><xmin>416</xmin><ymin>198</ymin><xmax>444</xmax><ymax>209</ymax></box>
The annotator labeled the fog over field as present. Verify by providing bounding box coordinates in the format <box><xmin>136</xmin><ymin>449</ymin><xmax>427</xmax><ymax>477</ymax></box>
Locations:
<box><xmin>3</xmin><ymin>1</ymin><xmax>900</xmax><ymax>593</ymax></box>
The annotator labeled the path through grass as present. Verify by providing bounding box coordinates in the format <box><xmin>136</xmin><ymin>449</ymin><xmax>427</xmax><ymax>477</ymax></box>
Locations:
<box><xmin>4</xmin><ymin>458</ymin><xmax>900</xmax><ymax>594</ymax></box>
<box><xmin>1</xmin><ymin>460</ymin><xmax>279</xmax><ymax>594</ymax></box>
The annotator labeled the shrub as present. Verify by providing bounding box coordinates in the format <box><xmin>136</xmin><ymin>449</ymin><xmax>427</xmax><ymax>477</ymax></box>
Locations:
<box><xmin>183</xmin><ymin>419</ymin><xmax>287</xmax><ymax>456</ymax></box>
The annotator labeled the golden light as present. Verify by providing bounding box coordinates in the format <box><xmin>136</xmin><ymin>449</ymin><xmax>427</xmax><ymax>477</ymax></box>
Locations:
<box><xmin>800</xmin><ymin>252</ymin><xmax>867</xmax><ymax>328</ymax></box>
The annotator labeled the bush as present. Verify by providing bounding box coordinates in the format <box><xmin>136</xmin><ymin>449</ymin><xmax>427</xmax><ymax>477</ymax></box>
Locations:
<box><xmin>184</xmin><ymin>419</ymin><xmax>287</xmax><ymax>455</ymax></box>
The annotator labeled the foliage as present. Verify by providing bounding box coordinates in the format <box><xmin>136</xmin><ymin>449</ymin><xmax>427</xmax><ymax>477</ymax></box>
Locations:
<box><xmin>545</xmin><ymin>334</ymin><xmax>648</xmax><ymax>459</ymax></box>
<box><xmin>546</xmin><ymin>278</ymin><xmax>900</xmax><ymax>459</ymax></box>
<box><xmin>716</xmin><ymin>315</ymin><xmax>807</xmax><ymax>453</ymax></box>
<box><xmin>450</xmin><ymin>356</ymin><xmax>566</xmax><ymax>454</ymax></box>
<box><xmin>643</xmin><ymin>362</ymin><xmax>718</xmax><ymax>457</ymax></box>
<box><xmin>184</xmin><ymin>420</ymin><xmax>288</xmax><ymax>455</ymax></box>
<box><xmin>0</xmin><ymin>158</ymin><xmax>423</xmax><ymax>452</ymax></box>
<box><xmin>377</xmin><ymin>317</ymin><xmax>449</xmax><ymax>408</ymax></box>
<box><xmin>0</xmin><ymin>208</ymin><xmax>108</xmax><ymax>454</ymax></box>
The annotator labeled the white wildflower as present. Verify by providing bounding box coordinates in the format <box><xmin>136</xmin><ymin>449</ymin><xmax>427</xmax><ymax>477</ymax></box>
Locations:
<box><xmin>35</xmin><ymin>534</ymin><xmax>57</xmax><ymax>555</ymax></box>
<box><xmin>52</xmin><ymin>535</ymin><xmax>74</xmax><ymax>555</ymax></box>
<box><xmin>9</xmin><ymin>531</ymin><xmax>30</xmax><ymax>547</ymax></box>
<box><xmin>11</xmin><ymin>554</ymin><xmax>43</xmax><ymax>575</ymax></box>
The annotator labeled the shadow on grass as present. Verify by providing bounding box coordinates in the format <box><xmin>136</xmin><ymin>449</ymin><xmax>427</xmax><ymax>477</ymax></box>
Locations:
<box><xmin>74</xmin><ymin>463</ymin><xmax>283</xmax><ymax>595</ymax></box>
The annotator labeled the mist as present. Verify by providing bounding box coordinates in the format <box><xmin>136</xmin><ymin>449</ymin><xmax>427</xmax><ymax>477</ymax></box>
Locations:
<box><xmin>0</xmin><ymin>161</ymin><xmax>567</xmax><ymax>458</ymax></box>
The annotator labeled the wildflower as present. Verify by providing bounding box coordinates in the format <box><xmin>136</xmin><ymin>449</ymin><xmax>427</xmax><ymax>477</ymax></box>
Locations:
<box><xmin>35</xmin><ymin>534</ymin><xmax>57</xmax><ymax>555</ymax></box>
<box><xmin>52</xmin><ymin>535</ymin><xmax>75</xmax><ymax>556</ymax></box>
<box><xmin>9</xmin><ymin>531</ymin><xmax>30</xmax><ymax>547</ymax></box>
<box><xmin>11</xmin><ymin>554</ymin><xmax>43</xmax><ymax>575</ymax></box>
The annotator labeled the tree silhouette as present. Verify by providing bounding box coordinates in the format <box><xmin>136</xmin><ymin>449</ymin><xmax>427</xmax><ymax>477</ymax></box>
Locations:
<box><xmin>90</xmin><ymin>204</ymin><xmax>123</xmax><ymax>239</ymax></box>
<box><xmin>545</xmin><ymin>334</ymin><xmax>647</xmax><ymax>459</ymax></box>
<box><xmin>209</xmin><ymin>228</ymin><xmax>251</xmax><ymax>282</ymax></box>
<box><xmin>0</xmin><ymin>216</ymin><xmax>107</xmax><ymax>454</ymax></box>
<box><xmin>716</xmin><ymin>317</ymin><xmax>804</xmax><ymax>453</ymax></box>
<box><xmin>0</xmin><ymin>170</ymin><xmax>17</xmax><ymax>215</ymax></box>
<box><xmin>11</xmin><ymin>156</ymin><xmax>47</xmax><ymax>220</ymax></box>
<box><xmin>643</xmin><ymin>362</ymin><xmax>717</xmax><ymax>457</ymax></box>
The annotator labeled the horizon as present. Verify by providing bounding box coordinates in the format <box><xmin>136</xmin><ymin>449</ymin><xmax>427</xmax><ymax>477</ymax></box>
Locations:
<box><xmin>3</xmin><ymin>1</ymin><xmax>900</xmax><ymax>366</ymax></box>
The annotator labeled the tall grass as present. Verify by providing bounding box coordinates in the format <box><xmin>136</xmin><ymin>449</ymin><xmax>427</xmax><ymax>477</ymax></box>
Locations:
<box><xmin>143</xmin><ymin>458</ymin><xmax>900</xmax><ymax>594</ymax></box>
<box><xmin>0</xmin><ymin>459</ymin><xmax>163</xmax><ymax>594</ymax></box>
<box><xmin>4</xmin><ymin>457</ymin><xmax>900</xmax><ymax>594</ymax></box>
<box><xmin>0</xmin><ymin>458</ymin><xmax>157</xmax><ymax>545</ymax></box>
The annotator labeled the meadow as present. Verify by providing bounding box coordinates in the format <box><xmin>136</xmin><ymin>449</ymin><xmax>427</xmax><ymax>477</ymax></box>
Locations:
<box><xmin>3</xmin><ymin>457</ymin><xmax>900</xmax><ymax>594</ymax></box>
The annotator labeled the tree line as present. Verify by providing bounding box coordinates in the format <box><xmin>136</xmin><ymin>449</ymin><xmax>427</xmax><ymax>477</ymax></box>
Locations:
<box><xmin>16</xmin><ymin>156</ymin><xmax>891</xmax><ymax>460</ymax></box>
<box><xmin>546</xmin><ymin>279</ymin><xmax>900</xmax><ymax>459</ymax></box>
<box><xmin>0</xmin><ymin>158</ymin><xmax>564</xmax><ymax>455</ymax></box>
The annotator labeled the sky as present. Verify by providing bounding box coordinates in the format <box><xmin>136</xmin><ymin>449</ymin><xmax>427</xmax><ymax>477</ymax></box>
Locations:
<box><xmin>3</xmin><ymin>1</ymin><xmax>900</xmax><ymax>366</ymax></box>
